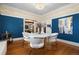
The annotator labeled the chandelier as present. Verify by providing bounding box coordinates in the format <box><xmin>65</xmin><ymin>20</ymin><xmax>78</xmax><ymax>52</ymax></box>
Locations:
<box><xmin>33</xmin><ymin>3</ymin><xmax>46</xmax><ymax>10</ymax></box>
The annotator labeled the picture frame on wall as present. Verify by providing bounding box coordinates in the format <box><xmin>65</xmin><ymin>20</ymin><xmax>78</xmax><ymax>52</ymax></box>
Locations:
<box><xmin>58</xmin><ymin>16</ymin><xmax>73</xmax><ymax>34</ymax></box>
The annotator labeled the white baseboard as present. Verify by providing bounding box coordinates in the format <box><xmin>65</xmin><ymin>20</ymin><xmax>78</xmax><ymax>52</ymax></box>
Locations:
<box><xmin>13</xmin><ymin>37</ymin><xmax>23</xmax><ymax>41</ymax></box>
<box><xmin>57</xmin><ymin>39</ymin><xmax>79</xmax><ymax>47</ymax></box>
<box><xmin>12</xmin><ymin>37</ymin><xmax>79</xmax><ymax>47</ymax></box>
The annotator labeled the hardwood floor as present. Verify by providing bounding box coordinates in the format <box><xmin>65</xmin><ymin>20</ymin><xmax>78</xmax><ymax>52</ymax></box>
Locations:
<box><xmin>6</xmin><ymin>40</ymin><xmax>79</xmax><ymax>55</ymax></box>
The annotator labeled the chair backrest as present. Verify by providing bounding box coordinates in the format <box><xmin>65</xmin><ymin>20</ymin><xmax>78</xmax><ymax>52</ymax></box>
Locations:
<box><xmin>22</xmin><ymin>32</ymin><xmax>30</xmax><ymax>38</ymax></box>
<box><xmin>49</xmin><ymin>33</ymin><xmax>58</xmax><ymax>42</ymax></box>
<box><xmin>50</xmin><ymin>33</ymin><xmax>58</xmax><ymax>38</ymax></box>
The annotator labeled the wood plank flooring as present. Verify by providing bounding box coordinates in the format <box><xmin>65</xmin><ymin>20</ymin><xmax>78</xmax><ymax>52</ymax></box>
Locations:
<box><xmin>6</xmin><ymin>40</ymin><xmax>79</xmax><ymax>55</ymax></box>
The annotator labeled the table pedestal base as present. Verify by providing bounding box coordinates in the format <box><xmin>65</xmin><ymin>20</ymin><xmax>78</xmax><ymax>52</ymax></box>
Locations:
<box><xmin>30</xmin><ymin>43</ymin><xmax>44</xmax><ymax>48</ymax></box>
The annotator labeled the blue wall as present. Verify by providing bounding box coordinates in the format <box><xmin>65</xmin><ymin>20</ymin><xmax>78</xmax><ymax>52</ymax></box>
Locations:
<box><xmin>0</xmin><ymin>15</ymin><xmax>23</xmax><ymax>39</ymax></box>
<box><xmin>52</xmin><ymin>13</ymin><xmax>79</xmax><ymax>43</ymax></box>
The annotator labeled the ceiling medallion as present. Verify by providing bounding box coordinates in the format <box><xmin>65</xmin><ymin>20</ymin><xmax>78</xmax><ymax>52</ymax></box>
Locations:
<box><xmin>33</xmin><ymin>3</ymin><xmax>46</xmax><ymax>10</ymax></box>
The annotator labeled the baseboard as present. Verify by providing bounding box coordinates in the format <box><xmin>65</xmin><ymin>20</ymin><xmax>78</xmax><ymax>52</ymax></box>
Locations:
<box><xmin>12</xmin><ymin>37</ymin><xmax>79</xmax><ymax>47</ymax></box>
<box><xmin>13</xmin><ymin>37</ymin><xmax>23</xmax><ymax>41</ymax></box>
<box><xmin>57</xmin><ymin>39</ymin><xmax>79</xmax><ymax>47</ymax></box>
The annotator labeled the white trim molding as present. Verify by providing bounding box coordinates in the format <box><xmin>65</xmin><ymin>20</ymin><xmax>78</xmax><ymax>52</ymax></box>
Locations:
<box><xmin>12</xmin><ymin>37</ymin><xmax>79</xmax><ymax>47</ymax></box>
<box><xmin>57</xmin><ymin>39</ymin><xmax>79</xmax><ymax>47</ymax></box>
<box><xmin>13</xmin><ymin>37</ymin><xmax>23</xmax><ymax>41</ymax></box>
<box><xmin>13</xmin><ymin>37</ymin><xmax>29</xmax><ymax>42</ymax></box>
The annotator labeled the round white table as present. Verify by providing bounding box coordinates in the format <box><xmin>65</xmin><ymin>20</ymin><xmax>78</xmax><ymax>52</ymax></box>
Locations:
<box><xmin>28</xmin><ymin>33</ymin><xmax>48</xmax><ymax>48</ymax></box>
<box><xmin>23</xmin><ymin>33</ymin><xmax>58</xmax><ymax>48</ymax></box>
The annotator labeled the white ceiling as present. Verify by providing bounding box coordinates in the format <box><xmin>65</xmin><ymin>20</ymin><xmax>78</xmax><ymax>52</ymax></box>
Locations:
<box><xmin>0</xmin><ymin>3</ymin><xmax>71</xmax><ymax>15</ymax></box>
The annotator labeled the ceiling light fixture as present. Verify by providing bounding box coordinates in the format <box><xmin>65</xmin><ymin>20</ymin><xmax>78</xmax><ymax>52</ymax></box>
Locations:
<box><xmin>33</xmin><ymin>3</ymin><xmax>46</xmax><ymax>10</ymax></box>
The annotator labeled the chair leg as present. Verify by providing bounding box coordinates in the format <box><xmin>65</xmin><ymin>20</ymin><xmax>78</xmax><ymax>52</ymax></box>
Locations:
<box><xmin>52</xmin><ymin>39</ymin><xmax>58</xmax><ymax>50</ymax></box>
<box><xmin>22</xmin><ymin>39</ymin><xmax>25</xmax><ymax>47</ymax></box>
<box><xmin>46</xmin><ymin>38</ymin><xmax>58</xmax><ymax>51</ymax></box>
